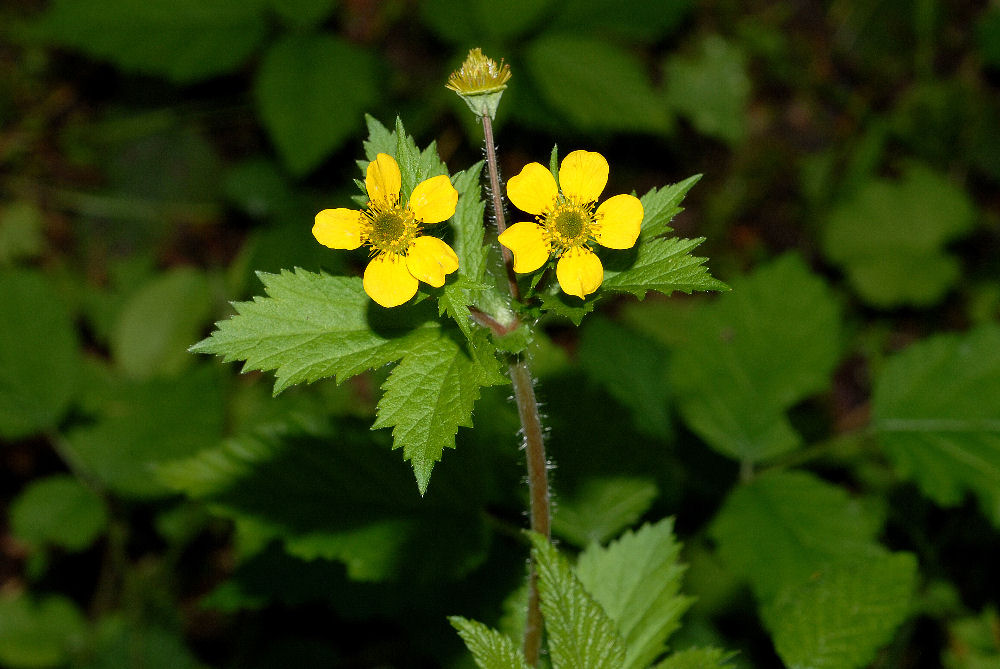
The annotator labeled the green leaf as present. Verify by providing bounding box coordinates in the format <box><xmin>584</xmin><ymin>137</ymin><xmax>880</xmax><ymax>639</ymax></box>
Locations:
<box><xmin>0</xmin><ymin>594</ymin><xmax>86</xmax><ymax>668</ymax></box>
<box><xmin>361</xmin><ymin>114</ymin><xmax>397</xmax><ymax>163</ymax></box>
<box><xmin>526</xmin><ymin>34</ymin><xmax>671</xmax><ymax>134</ymax></box>
<box><xmin>943</xmin><ymin>608</ymin><xmax>1000</xmax><ymax>668</ymax></box>
<box><xmin>449</xmin><ymin>617</ymin><xmax>530</xmax><ymax>669</ymax></box>
<box><xmin>255</xmin><ymin>35</ymin><xmax>379</xmax><ymax>175</ymax></box>
<box><xmin>664</xmin><ymin>35</ymin><xmax>751</xmax><ymax>145</ymax></box>
<box><xmin>553</xmin><ymin>477</ymin><xmax>659</xmax><ymax>548</ymax></box>
<box><xmin>372</xmin><ymin>335</ymin><xmax>496</xmax><ymax>494</ymax></box>
<box><xmin>653</xmin><ymin>647</ymin><xmax>735</xmax><ymax>669</ymax></box>
<box><xmin>979</xmin><ymin>7</ymin><xmax>1000</xmax><ymax>68</ymax></box>
<box><xmin>710</xmin><ymin>470</ymin><xmax>886</xmax><ymax>601</ymax></box>
<box><xmin>602</xmin><ymin>237</ymin><xmax>727</xmax><ymax>301</ymax></box>
<box><xmin>873</xmin><ymin>324</ymin><xmax>1000</xmax><ymax>526</ymax></box>
<box><xmin>161</xmin><ymin>419</ymin><xmax>491</xmax><ymax>582</ymax></box>
<box><xmin>29</xmin><ymin>0</ymin><xmax>268</xmax><ymax>83</ymax></box>
<box><xmin>763</xmin><ymin>552</ymin><xmax>918</xmax><ymax>669</ymax></box>
<box><xmin>575</xmin><ymin>518</ymin><xmax>694</xmax><ymax>669</ymax></box>
<box><xmin>10</xmin><ymin>475</ymin><xmax>108</xmax><ymax>552</ymax></box>
<box><xmin>0</xmin><ymin>271</ymin><xmax>81</xmax><ymax>439</ymax></box>
<box><xmin>391</xmin><ymin>117</ymin><xmax>449</xmax><ymax>201</ymax></box>
<box><xmin>638</xmin><ymin>176</ymin><xmax>702</xmax><ymax>241</ymax></box>
<box><xmin>530</xmin><ymin>533</ymin><xmax>627</xmax><ymax>669</ymax></box>
<box><xmin>0</xmin><ymin>202</ymin><xmax>45</xmax><ymax>265</ymax></box>
<box><xmin>578</xmin><ymin>318</ymin><xmax>672</xmax><ymax>438</ymax></box>
<box><xmin>669</xmin><ymin>254</ymin><xmax>841</xmax><ymax>462</ymax></box>
<box><xmin>450</xmin><ymin>161</ymin><xmax>489</xmax><ymax>283</ymax></box>
<box><xmin>111</xmin><ymin>267</ymin><xmax>213</xmax><ymax>379</ymax></box>
<box><xmin>63</xmin><ymin>364</ymin><xmax>224</xmax><ymax>499</ymax></box>
<box><xmin>191</xmin><ymin>268</ymin><xmax>440</xmax><ymax>394</ymax></box>
<box><xmin>822</xmin><ymin>163</ymin><xmax>976</xmax><ymax>307</ymax></box>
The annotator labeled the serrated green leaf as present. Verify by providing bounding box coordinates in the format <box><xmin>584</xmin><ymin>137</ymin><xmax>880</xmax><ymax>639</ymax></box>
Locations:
<box><xmin>553</xmin><ymin>477</ymin><xmax>659</xmax><ymax>548</ymax></box>
<box><xmin>111</xmin><ymin>267</ymin><xmax>213</xmax><ymax>379</ymax></box>
<box><xmin>530</xmin><ymin>533</ymin><xmax>627</xmax><ymax>669</ymax></box>
<box><xmin>62</xmin><ymin>364</ymin><xmax>224</xmax><ymax>499</ymax></box>
<box><xmin>372</xmin><ymin>335</ymin><xmax>494</xmax><ymax>494</ymax></box>
<box><xmin>669</xmin><ymin>254</ymin><xmax>841</xmax><ymax>462</ymax></box>
<box><xmin>0</xmin><ymin>271</ymin><xmax>81</xmax><ymax>439</ymax></box>
<box><xmin>191</xmin><ymin>268</ymin><xmax>440</xmax><ymax>394</ymax></box>
<box><xmin>526</xmin><ymin>34</ymin><xmax>672</xmax><ymax>134</ymax></box>
<box><xmin>361</xmin><ymin>114</ymin><xmax>396</xmax><ymax>162</ymax></box>
<box><xmin>575</xmin><ymin>518</ymin><xmax>693</xmax><ymax>669</ymax></box>
<box><xmin>602</xmin><ymin>236</ymin><xmax>727</xmax><ymax>301</ymax></box>
<box><xmin>392</xmin><ymin>117</ymin><xmax>449</xmax><ymax>201</ymax></box>
<box><xmin>28</xmin><ymin>0</ymin><xmax>268</xmax><ymax>83</ymax></box>
<box><xmin>638</xmin><ymin>175</ymin><xmax>702</xmax><ymax>241</ymax></box>
<box><xmin>10</xmin><ymin>475</ymin><xmax>108</xmax><ymax>552</ymax></box>
<box><xmin>450</xmin><ymin>617</ymin><xmax>530</xmax><ymax>669</ymax></box>
<box><xmin>161</xmin><ymin>419</ymin><xmax>490</xmax><ymax>582</ymax></box>
<box><xmin>256</xmin><ymin>35</ymin><xmax>378</xmax><ymax>175</ymax></box>
<box><xmin>710</xmin><ymin>470</ymin><xmax>886</xmax><ymax>601</ymax></box>
<box><xmin>873</xmin><ymin>324</ymin><xmax>1000</xmax><ymax>526</ymax></box>
<box><xmin>578</xmin><ymin>318</ymin><xmax>672</xmax><ymax>438</ymax></box>
<box><xmin>653</xmin><ymin>647</ymin><xmax>735</xmax><ymax>669</ymax></box>
<box><xmin>665</xmin><ymin>35</ymin><xmax>751</xmax><ymax>144</ymax></box>
<box><xmin>0</xmin><ymin>594</ymin><xmax>87</xmax><ymax>669</ymax></box>
<box><xmin>763</xmin><ymin>552</ymin><xmax>917</xmax><ymax>669</ymax></box>
<box><xmin>822</xmin><ymin>163</ymin><xmax>976</xmax><ymax>307</ymax></box>
<box><xmin>450</xmin><ymin>161</ymin><xmax>488</xmax><ymax>283</ymax></box>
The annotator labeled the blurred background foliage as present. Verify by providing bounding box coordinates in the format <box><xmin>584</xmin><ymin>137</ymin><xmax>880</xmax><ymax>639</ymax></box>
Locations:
<box><xmin>1</xmin><ymin>0</ymin><xmax>999</xmax><ymax>667</ymax></box>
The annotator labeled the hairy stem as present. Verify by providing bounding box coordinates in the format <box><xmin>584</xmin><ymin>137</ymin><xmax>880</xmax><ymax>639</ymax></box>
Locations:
<box><xmin>481</xmin><ymin>114</ymin><xmax>521</xmax><ymax>302</ymax></box>
<box><xmin>510</xmin><ymin>358</ymin><xmax>550</xmax><ymax>666</ymax></box>
<box><xmin>479</xmin><ymin>112</ymin><xmax>551</xmax><ymax>666</ymax></box>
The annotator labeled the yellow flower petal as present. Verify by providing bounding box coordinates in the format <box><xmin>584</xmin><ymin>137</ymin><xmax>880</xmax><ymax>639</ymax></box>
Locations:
<box><xmin>406</xmin><ymin>236</ymin><xmax>459</xmax><ymax>288</ymax></box>
<box><xmin>409</xmin><ymin>174</ymin><xmax>458</xmax><ymax>223</ymax></box>
<box><xmin>593</xmin><ymin>194</ymin><xmax>643</xmax><ymax>249</ymax></box>
<box><xmin>507</xmin><ymin>162</ymin><xmax>558</xmax><ymax>216</ymax></box>
<box><xmin>556</xmin><ymin>248</ymin><xmax>603</xmax><ymax>299</ymax></box>
<box><xmin>498</xmin><ymin>221</ymin><xmax>551</xmax><ymax>273</ymax></box>
<box><xmin>559</xmin><ymin>150</ymin><xmax>608</xmax><ymax>204</ymax></box>
<box><xmin>363</xmin><ymin>254</ymin><xmax>419</xmax><ymax>308</ymax></box>
<box><xmin>366</xmin><ymin>153</ymin><xmax>401</xmax><ymax>205</ymax></box>
<box><xmin>313</xmin><ymin>208</ymin><xmax>365</xmax><ymax>249</ymax></box>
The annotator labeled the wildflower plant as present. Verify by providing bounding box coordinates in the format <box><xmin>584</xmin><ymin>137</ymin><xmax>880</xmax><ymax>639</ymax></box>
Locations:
<box><xmin>193</xmin><ymin>49</ymin><xmax>728</xmax><ymax>667</ymax></box>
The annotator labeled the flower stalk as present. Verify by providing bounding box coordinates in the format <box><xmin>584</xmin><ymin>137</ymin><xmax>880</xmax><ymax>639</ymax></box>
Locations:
<box><xmin>449</xmin><ymin>47</ymin><xmax>551</xmax><ymax>666</ymax></box>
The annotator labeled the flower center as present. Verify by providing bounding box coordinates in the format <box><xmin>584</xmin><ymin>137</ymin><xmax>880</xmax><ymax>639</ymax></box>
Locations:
<box><xmin>363</xmin><ymin>199</ymin><xmax>418</xmax><ymax>256</ymax></box>
<box><xmin>543</xmin><ymin>197</ymin><xmax>598</xmax><ymax>254</ymax></box>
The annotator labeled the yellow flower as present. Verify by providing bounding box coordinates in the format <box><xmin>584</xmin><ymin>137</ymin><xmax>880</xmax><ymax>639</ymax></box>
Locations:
<box><xmin>499</xmin><ymin>150</ymin><xmax>644</xmax><ymax>299</ymax></box>
<box><xmin>313</xmin><ymin>153</ymin><xmax>460</xmax><ymax>308</ymax></box>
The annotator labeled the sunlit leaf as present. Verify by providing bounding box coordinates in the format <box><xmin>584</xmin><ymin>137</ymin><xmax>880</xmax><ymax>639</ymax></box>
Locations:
<box><xmin>575</xmin><ymin>518</ymin><xmax>693</xmax><ymax>669</ymax></box>
<box><xmin>530</xmin><ymin>533</ymin><xmax>627</xmax><ymax>669</ymax></box>
<box><xmin>450</xmin><ymin>617</ymin><xmax>530</xmax><ymax>669</ymax></box>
